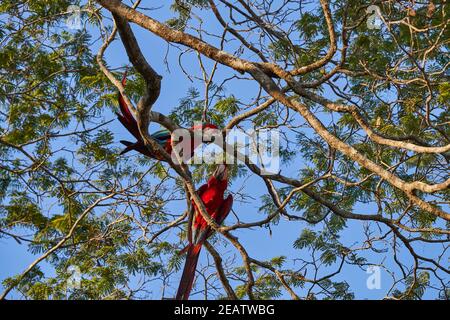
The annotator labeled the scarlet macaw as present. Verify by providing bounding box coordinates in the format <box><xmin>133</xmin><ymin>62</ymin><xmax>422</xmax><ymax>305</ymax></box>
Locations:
<box><xmin>116</xmin><ymin>72</ymin><xmax>218</xmax><ymax>161</ymax></box>
<box><xmin>176</xmin><ymin>164</ymin><xmax>233</xmax><ymax>300</ymax></box>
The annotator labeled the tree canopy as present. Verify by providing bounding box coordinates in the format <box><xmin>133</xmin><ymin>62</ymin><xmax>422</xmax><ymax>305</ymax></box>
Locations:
<box><xmin>0</xmin><ymin>0</ymin><xmax>448</xmax><ymax>300</ymax></box>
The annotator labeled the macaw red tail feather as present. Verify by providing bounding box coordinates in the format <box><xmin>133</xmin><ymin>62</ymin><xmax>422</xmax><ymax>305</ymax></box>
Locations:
<box><xmin>116</xmin><ymin>112</ymin><xmax>138</xmax><ymax>138</ymax></box>
<box><xmin>176</xmin><ymin>244</ymin><xmax>202</xmax><ymax>300</ymax></box>
<box><xmin>119</xmin><ymin>140</ymin><xmax>135</xmax><ymax>155</ymax></box>
<box><xmin>117</xmin><ymin>72</ymin><xmax>141</xmax><ymax>140</ymax></box>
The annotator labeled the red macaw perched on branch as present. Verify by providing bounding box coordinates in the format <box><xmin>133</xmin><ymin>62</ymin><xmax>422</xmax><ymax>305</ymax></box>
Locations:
<box><xmin>116</xmin><ymin>72</ymin><xmax>218</xmax><ymax>161</ymax></box>
<box><xmin>176</xmin><ymin>164</ymin><xmax>233</xmax><ymax>300</ymax></box>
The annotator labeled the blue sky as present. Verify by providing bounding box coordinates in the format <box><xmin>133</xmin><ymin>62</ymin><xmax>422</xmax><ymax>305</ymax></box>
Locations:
<box><xmin>1</xmin><ymin>1</ymin><xmax>447</xmax><ymax>300</ymax></box>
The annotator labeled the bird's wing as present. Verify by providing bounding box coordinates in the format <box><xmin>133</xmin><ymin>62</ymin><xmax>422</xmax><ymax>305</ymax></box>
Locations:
<box><xmin>196</xmin><ymin>184</ymin><xmax>208</xmax><ymax>197</ymax></box>
<box><xmin>214</xmin><ymin>195</ymin><xmax>233</xmax><ymax>226</ymax></box>
<box><xmin>195</xmin><ymin>194</ymin><xmax>233</xmax><ymax>245</ymax></box>
<box><xmin>119</xmin><ymin>140</ymin><xmax>136</xmax><ymax>155</ymax></box>
<box><xmin>151</xmin><ymin>129</ymin><xmax>171</xmax><ymax>146</ymax></box>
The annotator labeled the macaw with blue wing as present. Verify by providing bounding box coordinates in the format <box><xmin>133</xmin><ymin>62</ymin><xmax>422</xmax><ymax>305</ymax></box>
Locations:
<box><xmin>116</xmin><ymin>72</ymin><xmax>218</xmax><ymax>161</ymax></box>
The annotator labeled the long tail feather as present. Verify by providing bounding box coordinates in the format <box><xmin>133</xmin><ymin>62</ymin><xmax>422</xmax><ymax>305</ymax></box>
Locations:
<box><xmin>117</xmin><ymin>72</ymin><xmax>141</xmax><ymax>140</ymax></box>
<box><xmin>120</xmin><ymin>140</ymin><xmax>134</xmax><ymax>147</ymax></box>
<box><xmin>116</xmin><ymin>112</ymin><xmax>135</xmax><ymax>135</ymax></box>
<box><xmin>176</xmin><ymin>244</ymin><xmax>202</xmax><ymax>300</ymax></box>
<box><xmin>120</xmin><ymin>140</ymin><xmax>157</xmax><ymax>158</ymax></box>
<box><xmin>119</xmin><ymin>140</ymin><xmax>135</xmax><ymax>155</ymax></box>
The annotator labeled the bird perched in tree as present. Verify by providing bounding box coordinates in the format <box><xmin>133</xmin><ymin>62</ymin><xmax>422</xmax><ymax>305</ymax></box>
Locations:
<box><xmin>116</xmin><ymin>71</ymin><xmax>218</xmax><ymax>161</ymax></box>
<box><xmin>176</xmin><ymin>164</ymin><xmax>233</xmax><ymax>300</ymax></box>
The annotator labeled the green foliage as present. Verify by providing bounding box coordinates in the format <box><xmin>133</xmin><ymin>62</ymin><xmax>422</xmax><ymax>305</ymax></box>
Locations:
<box><xmin>166</xmin><ymin>0</ymin><xmax>209</xmax><ymax>31</ymax></box>
<box><xmin>214</xmin><ymin>96</ymin><xmax>239</xmax><ymax>116</ymax></box>
<box><xmin>3</xmin><ymin>193</ymin><xmax>47</xmax><ymax>230</ymax></box>
<box><xmin>295</xmin><ymin>12</ymin><xmax>321</xmax><ymax>41</ymax></box>
<box><xmin>392</xmin><ymin>272</ymin><xmax>430</xmax><ymax>300</ymax></box>
<box><xmin>437</xmin><ymin>82</ymin><xmax>450</xmax><ymax>104</ymax></box>
<box><xmin>293</xmin><ymin>229</ymin><xmax>317</xmax><ymax>249</ymax></box>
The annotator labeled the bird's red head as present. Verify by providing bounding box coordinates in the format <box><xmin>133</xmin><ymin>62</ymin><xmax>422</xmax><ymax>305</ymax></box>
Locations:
<box><xmin>191</xmin><ymin>123</ymin><xmax>218</xmax><ymax>131</ymax></box>
<box><xmin>207</xmin><ymin>164</ymin><xmax>229</xmax><ymax>193</ymax></box>
<box><xmin>212</xmin><ymin>164</ymin><xmax>228</xmax><ymax>182</ymax></box>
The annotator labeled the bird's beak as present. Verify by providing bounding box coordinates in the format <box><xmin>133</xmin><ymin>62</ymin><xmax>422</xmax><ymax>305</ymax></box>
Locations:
<box><xmin>213</xmin><ymin>164</ymin><xmax>228</xmax><ymax>181</ymax></box>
